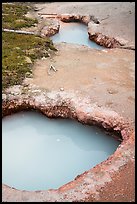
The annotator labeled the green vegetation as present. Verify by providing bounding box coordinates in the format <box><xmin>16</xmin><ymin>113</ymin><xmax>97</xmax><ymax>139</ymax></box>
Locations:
<box><xmin>2</xmin><ymin>3</ymin><xmax>38</xmax><ymax>29</ymax></box>
<box><xmin>2</xmin><ymin>3</ymin><xmax>57</xmax><ymax>90</ymax></box>
<box><xmin>2</xmin><ymin>32</ymin><xmax>57</xmax><ymax>89</ymax></box>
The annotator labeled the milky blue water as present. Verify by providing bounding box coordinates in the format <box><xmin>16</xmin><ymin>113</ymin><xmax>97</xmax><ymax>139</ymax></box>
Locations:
<box><xmin>51</xmin><ymin>22</ymin><xmax>103</xmax><ymax>49</ymax></box>
<box><xmin>2</xmin><ymin>111</ymin><xmax>120</xmax><ymax>191</ymax></box>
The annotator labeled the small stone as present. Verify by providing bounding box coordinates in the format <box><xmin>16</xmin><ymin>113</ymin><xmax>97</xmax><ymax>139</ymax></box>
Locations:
<box><xmin>102</xmin><ymin>50</ymin><xmax>108</xmax><ymax>52</ymax></box>
<box><xmin>2</xmin><ymin>94</ymin><xmax>6</xmax><ymax>100</ymax></box>
<box><xmin>42</xmin><ymin>57</ymin><xmax>46</xmax><ymax>60</ymax></box>
<box><xmin>15</xmin><ymin>47</ymin><xmax>20</xmax><ymax>50</ymax></box>
<box><xmin>107</xmin><ymin>88</ymin><xmax>118</xmax><ymax>94</ymax></box>
<box><xmin>25</xmin><ymin>56</ymin><xmax>32</xmax><ymax>64</ymax></box>
<box><xmin>25</xmin><ymin>72</ymin><xmax>32</xmax><ymax>78</ymax></box>
<box><xmin>60</xmin><ymin>87</ymin><xmax>64</xmax><ymax>91</ymax></box>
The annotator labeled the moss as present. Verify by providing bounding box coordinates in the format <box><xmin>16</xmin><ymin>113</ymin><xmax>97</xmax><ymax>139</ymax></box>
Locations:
<box><xmin>2</xmin><ymin>32</ymin><xmax>57</xmax><ymax>90</ymax></box>
<box><xmin>2</xmin><ymin>3</ymin><xmax>58</xmax><ymax>90</ymax></box>
<box><xmin>2</xmin><ymin>3</ymin><xmax>38</xmax><ymax>29</ymax></box>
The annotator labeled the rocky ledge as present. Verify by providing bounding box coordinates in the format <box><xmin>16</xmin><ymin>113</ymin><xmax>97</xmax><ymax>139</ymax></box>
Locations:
<box><xmin>57</xmin><ymin>13</ymin><xmax>100</xmax><ymax>25</ymax></box>
<box><xmin>56</xmin><ymin>14</ymin><xmax>134</xmax><ymax>49</ymax></box>
<box><xmin>40</xmin><ymin>19</ymin><xmax>60</xmax><ymax>37</ymax></box>
<box><xmin>88</xmin><ymin>32</ymin><xmax>121</xmax><ymax>48</ymax></box>
<box><xmin>2</xmin><ymin>84</ymin><xmax>135</xmax><ymax>202</ymax></box>
<box><xmin>87</xmin><ymin>21</ymin><xmax>134</xmax><ymax>49</ymax></box>
<box><xmin>56</xmin><ymin>14</ymin><xmax>121</xmax><ymax>48</ymax></box>
<box><xmin>15</xmin><ymin>12</ymin><xmax>134</xmax><ymax>49</ymax></box>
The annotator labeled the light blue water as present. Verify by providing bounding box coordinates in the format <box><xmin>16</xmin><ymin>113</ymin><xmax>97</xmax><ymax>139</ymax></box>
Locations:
<box><xmin>2</xmin><ymin>111</ymin><xmax>120</xmax><ymax>191</ymax></box>
<box><xmin>51</xmin><ymin>22</ymin><xmax>103</xmax><ymax>49</ymax></box>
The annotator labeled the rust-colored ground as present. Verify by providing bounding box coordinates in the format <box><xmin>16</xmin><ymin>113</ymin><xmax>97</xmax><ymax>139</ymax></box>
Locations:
<box><xmin>87</xmin><ymin>160</ymin><xmax>135</xmax><ymax>202</ymax></box>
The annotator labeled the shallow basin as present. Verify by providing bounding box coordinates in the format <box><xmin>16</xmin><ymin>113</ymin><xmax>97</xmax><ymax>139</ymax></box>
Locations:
<box><xmin>51</xmin><ymin>21</ymin><xmax>103</xmax><ymax>49</ymax></box>
<box><xmin>2</xmin><ymin>111</ymin><xmax>120</xmax><ymax>191</ymax></box>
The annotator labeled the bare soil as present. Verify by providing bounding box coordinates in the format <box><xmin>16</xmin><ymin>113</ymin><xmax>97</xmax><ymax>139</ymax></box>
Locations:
<box><xmin>26</xmin><ymin>43</ymin><xmax>135</xmax><ymax>126</ymax></box>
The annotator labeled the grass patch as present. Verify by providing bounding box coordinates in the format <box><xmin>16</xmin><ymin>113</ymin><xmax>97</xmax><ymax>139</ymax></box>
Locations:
<box><xmin>2</xmin><ymin>2</ymin><xmax>57</xmax><ymax>90</ymax></box>
<box><xmin>2</xmin><ymin>32</ymin><xmax>57</xmax><ymax>90</ymax></box>
<box><xmin>2</xmin><ymin>3</ymin><xmax>38</xmax><ymax>29</ymax></box>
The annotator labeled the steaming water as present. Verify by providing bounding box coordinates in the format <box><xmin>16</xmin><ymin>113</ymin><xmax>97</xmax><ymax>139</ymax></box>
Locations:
<box><xmin>51</xmin><ymin>22</ymin><xmax>103</xmax><ymax>49</ymax></box>
<box><xmin>2</xmin><ymin>111</ymin><xmax>120</xmax><ymax>191</ymax></box>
